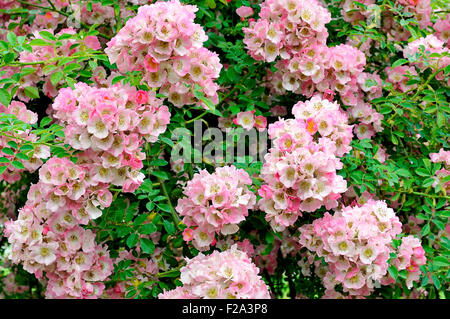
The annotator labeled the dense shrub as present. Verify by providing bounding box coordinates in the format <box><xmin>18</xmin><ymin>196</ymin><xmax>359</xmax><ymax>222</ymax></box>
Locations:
<box><xmin>0</xmin><ymin>0</ymin><xmax>448</xmax><ymax>299</ymax></box>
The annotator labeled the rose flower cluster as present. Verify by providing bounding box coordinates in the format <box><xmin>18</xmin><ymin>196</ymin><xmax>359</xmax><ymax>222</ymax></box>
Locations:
<box><xmin>429</xmin><ymin>148</ymin><xmax>450</xmax><ymax>195</ymax></box>
<box><xmin>403</xmin><ymin>35</ymin><xmax>450</xmax><ymax>84</ymax></box>
<box><xmin>258</xmin><ymin>96</ymin><xmax>350</xmax><ymax>231</ymax></box>
<box><xmin>270</xmin><ymin>48</ymin><xmax>383</xmax><ymax>140</ymax></box>
<box><xmin>4</xmin><ymin>157</ymin><xmax>114</xmax><ymax>298</ymax></box>
<box><xmin>271</xmin><ymin>43</ymin><xmax>383</xmax><ymax>129</ymax></box>
<box><xmin>0</xmin><ymin>101</ymin><xmax>49</xmax><ymax>183</ymax></box>
<box><xmin>433</xmin><ymin>14</ymin><xmax>450</xmax><ymax>46</ymax></box>
<box><xmin>158</xmin><ymin>245</ymin><xmax>270</xmax><ymax>299</ymax></box>
<box><xmin>291</xmin><ymin>95</ymin><xmax>353</xmax><ymax>157</ymax></box>
<box><xmin>244</xmin><ymin>0</ymin><xmax>384</xmax><ymax>140</ymax></box>
<box><xmin>298</xmin><ymin>200</ymin><xmax>425</xmax><ymax>297</ymax></box>
<box><xmin>176</xmin><ymin>166</ymin><xmax>256</xmax><ymax>251</ymax></box>
<box><xmin>233</xmin><ymin>110</ymin><xmax>268</xmax><ymax>132</ymax></box>
<box><xmin>105</xmin><ymin>0</ymin><xmax>222</xmax><ymax>108</ymax></box>
<box><xmin>385</xmin><ymin>65</ymin><xmax>418</xmax><ymax>93</ymax></box>
<box><xmin>242</xmin><ymin>0</ymin><xmax>331</xmax><ymax>62</ymax></box>
<box><xmin>391</xmin><ymin>235</ymin><xmax>427</xmax><ymax>289</ymax></box>
<box><xmin>52</xmin><ymin>82</ymin><xmax>170</xmax><ymax>193</ymax></box>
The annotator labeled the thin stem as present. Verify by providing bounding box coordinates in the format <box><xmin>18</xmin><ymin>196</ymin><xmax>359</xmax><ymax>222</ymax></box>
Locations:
<box><xmin>0</xmin><ymin>130</ymin><xmax>62</xmax><ymax>148</ymax></box>
<box><xmin>286</xmin><ymin>272</ymin><xmax>296</xmax><ymax>299</ymax></box>
<box><xmin>14</xmin><ymin>0</ymin><xmax>111</xmax><ymax>40</ymax></box>
<box><xmin>217</xmin><ymin>72</ymin><xmax>252</xmax><ymax>108</ymax></box>
<box><xmin>155</xmin><ymin>265</ymin><xmax>183</xmax><ymax>278</ymax></box>
<box><xmin>264</xmin><ymin>269</ymin><xmax>276</xmax><ymax>296</ymax></box>
<box><xmin>47</xmin><ymin>0</ymin><xmax>57</xmax><ymax>11</ymax></box>
<box><xmin>158</xmin><ymin>177</ymin><xmax>181</xmax><ymax>229</ymax></box>
<box><xmin>394</xmin><ymin>189</ymin><xmax>450</xmax><ymax>200</ymax></box>
<box><xmin>186</xmin><ymin>110</ymin><xmax>208</xmax><ymax>124</ymax></box>
<box><xmin>4</xmin><ymin>53</ymin><xmax>106</xmax><ymax>68</ymax></box>
<box><xmin>411</xmin><ymin>66</ymin><xmax>447</xmax><ymax>101</ymax></box>
<box><xmin>16</xmin><ymin>0</ymin><xmax>69</xmax><ymax>17</ymax></box>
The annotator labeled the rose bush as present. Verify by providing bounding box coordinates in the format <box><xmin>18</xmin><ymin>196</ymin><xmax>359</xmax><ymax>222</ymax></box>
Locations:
<box><xmin>0</xmin><ymin>0</ymin><xmax>448</xmax><ymax>299</ymax></box>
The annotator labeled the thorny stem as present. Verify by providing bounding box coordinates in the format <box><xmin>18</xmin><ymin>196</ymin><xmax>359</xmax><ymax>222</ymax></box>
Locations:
<box><xmin>395</xmin><ymin>189</ymin><xmax>450</xmax><ymax>200</ymax></box>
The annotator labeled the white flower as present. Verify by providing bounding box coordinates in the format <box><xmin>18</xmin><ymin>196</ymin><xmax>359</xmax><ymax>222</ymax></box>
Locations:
<box><xmin>32</xmin><ymin>242</ymin><xmax>58</xmax><ymax>265</ymax></box>
<box><xmin>87</xmin><ymin>116</ymin><xmax>109</xmax><ymax>139</ymax></box>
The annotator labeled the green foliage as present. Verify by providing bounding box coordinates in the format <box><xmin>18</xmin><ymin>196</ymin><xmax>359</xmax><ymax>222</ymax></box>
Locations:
<box><xmin>0</xmin><ymin>0</ymin><xmax>448</xmax><ymax>300</ymax></box>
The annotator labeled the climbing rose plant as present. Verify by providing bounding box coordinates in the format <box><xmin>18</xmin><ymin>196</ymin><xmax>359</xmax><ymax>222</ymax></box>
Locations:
<box><xmin>0</xmin><ymin>0</ymin><xmax>448</xmax><ymax>299</ymax></box>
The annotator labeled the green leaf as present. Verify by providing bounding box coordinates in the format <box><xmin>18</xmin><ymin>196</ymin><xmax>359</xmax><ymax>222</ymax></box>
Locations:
<box><xmin>157</xmin><ymin>203</ymin><xmax>172</xmax><ymax>213</ymax></box>
<box><xmin>39</xmin><ymin>31</ymin><xmax>56</xmax><ymax>41</ymax></box>
<box><xmin>50</xmin><ymin>71</ymin><xmax>64</xmax><ymax>86</ymax></box>
<box><xmin>158</xmin><ymin>269</ymin><xmax>181</xmax><ymax>278</ymax></box>
<box><xmin>42</xmin><ymin>64</ymin><xmax>58</xmax><ymax>75</ymax></box>
<box><xmin>24</xmin><ymin>86</ymin><xmax>39</xmax><ymax>99</ymax></box>
<box><xmin>160</xmin><ymin>137</ymin><xmax>174</xmax><ymax>147</ymax></box>
<box><xmin>205</xmin><ymin>0</ymin><xmax>216</xmax><ymax>9</ymax></box>
<box><xmin>433</xmin><ymin>219</ymin><xmax>446</xmax><ymax>231</ymax></box>
<box><xmin>20</xmin><ymin>68</ymin><xmax>36</xmax><ymax>76</ymax></box>
<box><xmin>431</xmin><ymin>274</ymin><xmax>441</xmax><ymax>290</ymax></box>
<box><xmin>398</xmin><ymin>269</ymin><xmax>407</xmax><ymax>280</ymax></box>
<box><xmin>140</xmin><ymin>223</ymin><xmax>157</xmax><ymax>235</ymax></box>
<box><xmin>140</xmin><ymin>238</ymin><xmax>155</xmax><ymax>254</ymax></box>
<box><xmin>40</xmin><ymin>117</ymin><xmax>52</xmax><ymax>127</ymax></box>
<box><xmin>151</xmin><ymin>170</ymin><xmax>168</xmax><ymax>180</ymax></box>
<box><xmin>15</xmin><ymin>152</ymin><xmax>29</xmax><ymax>161</ymax></box>
<box><xmin>145</xmin><ymin>201</ymin><xmax>155</xmax><ymax>211</ymax></box>
<box><xmin>265</xmin><ymin>232</ymin><xmax>274</xmax><ymax>244</ymax></box>
<box><xmin>0</xmin><ymin>88</ymin><xmax>11</xmax><ymax>107</ymax></box>
<box><xmin>11</xmin><ymin>160</ymin><xmax>24</xmax><ymax>169</ymax></box>
<box><xmin>0</xmin><ymin>40</ymin><xmax>8</xmax><ymax>50</ymax></box>
<box><xmin>433</xmin><ymin>256</ymin><xmax>450</xmax><ymax>268</ymax></box>
<box><xmin>422</xmin><ymin>178</ymin><xmax>435</xmax><ymax>187</ymax></box>
<box><xmin>163</xmin><ymin>220</ymin><xmax>175</xmax><ymax>235</ymax></box>
<box><xmin>415</xmin><ymin>168</ymin><xmax>430</xmax><ymax>177</ymax></box>
<box><xmin>7</xmin><ymin>141</ymin><xmax>18</xmax><ymax>149</ymax></box>
<box><xmin>152</xmin><ymin>196</ymin><xmax>166</xmax><ymax>202</ymax></box>
<box><xmin>436</xmin><ymin>112</ymin><xmax>445</xmax><ymax>128</ymax></box>
<box><xmin>19</xmin><ymin>144</ymin><xmax>33</xmax><ymax>151</ymax></box>
<box><xmin>1</xmin><ymin>148</ymin><xmax>14</xmax><ymax>156</ymax></box>
<box><xmin>125</xmin><ymin>289</ymin><xmax>136</xmax><ymax>298</ymax></box>
<box><xmin>0</xmin><ymin>157</ymin><xmax>10</xmax><ymax>163</ymax></box>
<box><xmin>261</xmin><ymin>243</ymin><xmax>273</xmax><ymax>256</ymax></box>
<box><xmin>388</xmin><ymin>265</ymin><xmax>398</xmax><ymax>281</ymax></box>
<box><xmin>126</xmin><ymin>233</ymin><xmax>139</xmax><ymax>249</ymax></box>
<box><xmin>395</xmin><ymin>168</ymin><xmax>411</xmax><ymax>177</ymax></box>
<box><xmin>150</xmin><ymin>159</ymin><xmax>168</xmax><ymax>166</ymax></box>
<box><xmin>0</xmin><ymin>166</ymin><xmax>7</xmax><ymax>174</ymax></box>
<box><xmin>421</xmin><ymin>223</ymin><xmax>430</xmax><ymax>237</ymax></box>
<box><xmin>7</xmin><ymin>32</ymin><xmax>16</xmax><ymax>46</ymax></box>
<box><xmin>391</xmin><ymin>59</ymin><xmax>408</xmax><ymax>68</ymax></box>
<box><xmin>64</xmin><ymin>63</ymin><xmax>82</xmax><ymax>73</ymax></box>
<box><xmin>391</xmin><ymin>134</ymin><xmax>398</xmax><ymax>145</ymax></box>
<box><xmin>133</xmin><ymin>214</ymin><xmax>148</xmax><ymax>227</ymax></box>
<box><xmin>111</xmin><ymin>75</ymin><xmax>125</xmax><ymax>85</ymax></box>
<box><xmin>29</xmin><ymin>39</ymin><xmax>53</xmax><ymax>46</ymax></box>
